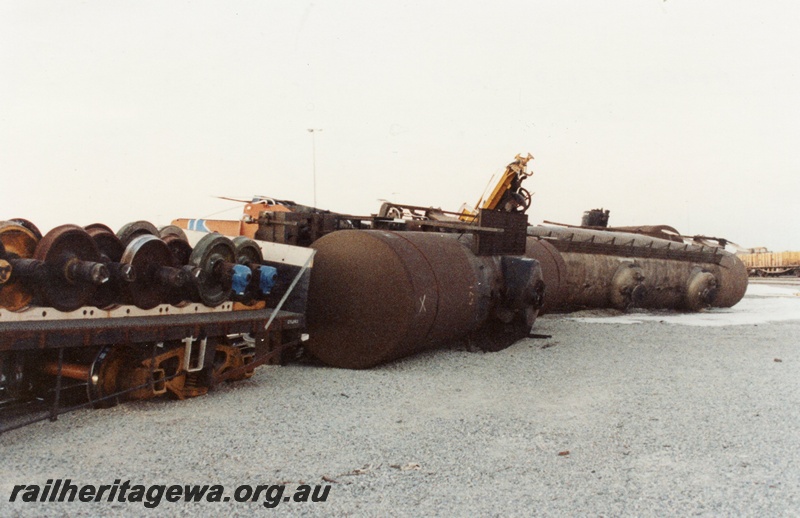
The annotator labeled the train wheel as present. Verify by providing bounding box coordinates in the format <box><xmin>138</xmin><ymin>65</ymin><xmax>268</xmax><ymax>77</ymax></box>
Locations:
<box><xmin>34</xmin><ymin>225</ymin><xmax>109</xmax><ymax>312</ymax></box>
<box><xmin>190</xmin><ymin>234</ymin><xmax>236</xmax><ymax>306</ymax></box>
<box><xmin>8</xmin><ymin>218</ymin><xmax>42</xmax><ymax>240</ymax></box>
<box><xmin>117</xmin><ymin>220</ymin><xmax>159</xmax><ymax>246</ymax></box>
<box><xmin>86</xmin><ymin>345</ymin><xmax>133</xmax><ymax>408</ymax></box>
<box><xmin>233</xmin><ymin>236</ymin><xmax>263</xmax><ymax>265</ymax></box>
<box><xmin>121</xmin><ymin>234</ymin><xmax>188</xmax><ymax>309</ymax></box>
<box><xmin>158</xmin><ymin>225</ymin><xmax>189</xmax><ymax>242</ymax></box>
<box><xmin>0</xmin><ymin>221</ymin><xmax>40</xmax><ymax>310</ymax></box>
<box><xmin>85</xmin><ymin>223</ymin><xmax>133</xmax><ymax>308</ymax></box>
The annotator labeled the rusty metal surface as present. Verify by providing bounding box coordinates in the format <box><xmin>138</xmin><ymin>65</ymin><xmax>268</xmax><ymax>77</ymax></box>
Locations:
<box><xmin>0</xmin><ymin>221</ymin><xmax>39</xmax><ymax>311</ymax></box>
<box><xmin>1</xmin><ymin>217</ymin><xmax>312</xmax><ymax>432</ymax></box>
<box><xmin>556</xmin><ymin>252</ymin><xmax>714</xmax><ymax>310</ymax></box>
<box><xmin>253</xmin><ymin>205</ymin><xmax>527</xmax><ymax>253</ymax></box>
<box><xmin>524</xmin><ymin>238</ymin><xmax>567</xmax><ymax>314</ymax></box>
<box><xmin>305</xmin><ymin>230</ymin><xmax>498</xmax><ymax>369</ymax></box>
<box><xmin>85</xmin><ymin>223</ymin><xmax>131</xmax><ymax>308</ymax></box>
<box><xmin>713</xmin><ymin>253</ymin><xmax>749</xmax><ymax>307</ymax></box>
<box><xmin>116</xmin><ymin>220</ymin><xmax>159</xmax><ymax>246</ymax></box>
<box><xmin>0</xmin><ymin>307</ymin><xmax>303</xmax><ymax>352</ymax></box>
<box><xmin>526</xmin><ymin>225</ymin><xmax>748</xmax><ymax>312</ymax></box>
<box><xmin>604</xmin><ymin>225</ymin><xmax>684</xmax><ymax>242</ymax></box>
<box><xmin>1</xmin><ymin>313</ymin><xmax>304</xmax><ymax>433</ymax></box>
<box><xmin>121</xmin><ymin>234</ymin><xmax>186</xmax><ymax>309</ymax></box>
<box><xmin>0</xmin><ymin>309</ymin><xmax>305</xmax><ymax>433</ymax></box>
<box><xmin>531</xmin><ymin>225</ymin><xmax>723</xmax><ymax>263</ymax></box>
<box><xmin>474</xmin><ymin>210</ymin><xmax>528</xmax><ymax>256</ymax></box>
<box><xmin>2</xmin><ymin>219</ymin><xmax>287</xmax><ymax>313</ymax></box>
<box><xmin>34</xmin><ymin>225</ymin><xmax>108</xmax><ymax>312</ymax></box>
<box><xmin>548</xmin><ymin>214</ymin><xmax>684</xmax><ymax>243</ymax></box>
<box><xmin>188</xmin><ymin>233</ymin><xmax>237</xmax><ymax>307</ymax></box>
<box><xmin>85</xmin><ymin>223</ymin><xmax>125</xmax><ymax>262</ymax></box>
<box><xmin>407</xmin><ymin>232</ymin><xmax>495</xmax><ymax>347</ymax></box>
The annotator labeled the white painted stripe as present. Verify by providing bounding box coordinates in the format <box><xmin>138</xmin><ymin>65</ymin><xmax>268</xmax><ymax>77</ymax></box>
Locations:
<box><xmin>0</xmin><ymin>302</ymin><xmax>237</xmax><ymax>322</ymax></box>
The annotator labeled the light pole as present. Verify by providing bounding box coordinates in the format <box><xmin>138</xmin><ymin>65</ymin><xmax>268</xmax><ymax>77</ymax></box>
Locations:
<box><xmin>307</xmin><ymin>128</ymin><xmax>322</xmax><ymax>207</ymax></box>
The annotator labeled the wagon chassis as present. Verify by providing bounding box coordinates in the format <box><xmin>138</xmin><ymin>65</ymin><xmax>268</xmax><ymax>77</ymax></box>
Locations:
<box><xmin>747</xmin><ymin>265</ymin><xmax>800</xmax><ymax>277</ymax></box>
<box><xmin>0</xmin><ymin>304</ymin><xmax>305</xmax><ymax>434</ymax></box>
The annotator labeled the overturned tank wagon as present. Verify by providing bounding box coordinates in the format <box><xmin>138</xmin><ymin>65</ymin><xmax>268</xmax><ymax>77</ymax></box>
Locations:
<box><xmin>169</xmin><ymin>153</ymin><xmax>751</xmax><ymax>365</ymax></box>
<box><xmin>305</xmin><ymin>230</ymin><xmax>544</xmax><ymax>369</ymax></box>
<box><xmin>525</xmin><ymin>225</ymin><xmax>748</xmax><ymax>313</ymax></box>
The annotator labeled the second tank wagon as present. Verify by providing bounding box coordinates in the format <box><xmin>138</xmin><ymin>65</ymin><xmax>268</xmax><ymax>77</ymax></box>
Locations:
<box><xmin>524</xmin><ymin>225</ymin><xmax>748</xmax><ymax>313</ymax></box>
<box><xmin>305</xmin><ymin>230</ymin><xmax>544</xmax><ymax>369</ymax></box>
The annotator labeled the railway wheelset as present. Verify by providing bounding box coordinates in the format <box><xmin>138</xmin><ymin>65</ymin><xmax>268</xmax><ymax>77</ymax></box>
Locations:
<box><xmin>0</xmin><ymin>219</ymin><xmax>298</xmax><ymax>431</ymax></box>
<box><xmin>0</xmin><ymin>219</ymin><xmax>276</xmax><ymax>312</ymax></box>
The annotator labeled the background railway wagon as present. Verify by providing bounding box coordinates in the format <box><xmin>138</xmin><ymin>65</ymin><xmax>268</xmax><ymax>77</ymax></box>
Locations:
<box><xmin>737</xmin><ymin>251</ymin><xmax>800</xmax><ymax>277</ymax></box>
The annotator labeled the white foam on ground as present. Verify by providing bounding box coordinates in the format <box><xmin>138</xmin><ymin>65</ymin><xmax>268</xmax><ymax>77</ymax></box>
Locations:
<box><xmin>569</xmin><ymin>282</ymin><xmax>800</xmax><ymax>326</ymax></box>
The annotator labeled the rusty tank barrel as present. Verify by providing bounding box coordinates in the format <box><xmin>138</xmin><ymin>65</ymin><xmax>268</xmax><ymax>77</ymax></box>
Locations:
<box><xmin>524</xmin><ymin>238</ymin><xmax>567</xmax><ymax>314</ymax></box>
<box><xmin>305</xmin><ymin>230</ymin><xmax>541</xmax><ymax>369</ymax></box>
<box><xmin>306</xmin><ymin>230</ymin><xmax>493</xmax><ymax>368</ymax></box>
<box><xmin>525</xmin><ymin>225</ymin><xmax>748</xmax><ymax>312</ymax></box>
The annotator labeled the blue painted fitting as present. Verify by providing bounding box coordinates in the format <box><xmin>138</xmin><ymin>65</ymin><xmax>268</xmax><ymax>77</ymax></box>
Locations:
<box><xmin>259</xmin><ymin>265</ymin><xmax>278</xmax><ymax>294</ymax></box>
<box><xmin>231</xmin><ymin>264</ymin><xmax>252</xmax><ymax>296</ymax></box>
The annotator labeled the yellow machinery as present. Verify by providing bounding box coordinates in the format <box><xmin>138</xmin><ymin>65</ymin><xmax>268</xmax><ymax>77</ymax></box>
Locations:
<box><xmin>460</xmin><ymin>153</ymin><xmax>534</xmax><ymax>221</ymax></box>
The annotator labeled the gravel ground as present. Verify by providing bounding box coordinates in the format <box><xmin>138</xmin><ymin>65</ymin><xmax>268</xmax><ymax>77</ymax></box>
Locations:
<box><xmin>2</xmin><ymin>284</ymin><xmax>799</xmax><ymax>517</ymax></box>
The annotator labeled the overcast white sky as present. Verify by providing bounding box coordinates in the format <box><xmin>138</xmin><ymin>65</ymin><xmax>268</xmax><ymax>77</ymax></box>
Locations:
<box><xmin>2</xmin><ymin>1</ymin><xmax>798</xmax><ymax>250</ymax></box>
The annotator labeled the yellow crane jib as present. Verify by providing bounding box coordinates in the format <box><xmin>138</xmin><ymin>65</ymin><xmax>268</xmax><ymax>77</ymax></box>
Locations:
<box><xmin>460</xmin><ymin>153</ymin><xmax>535</xmax><ymax>222</ymax></box>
